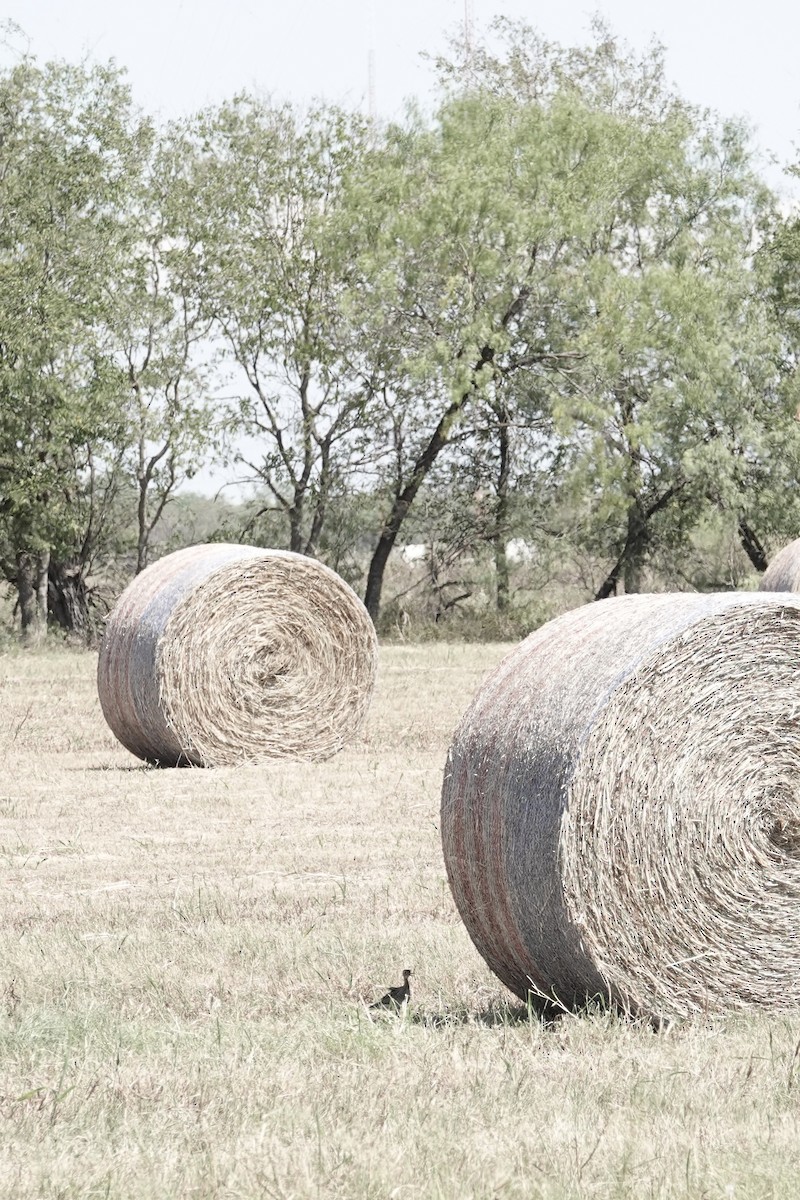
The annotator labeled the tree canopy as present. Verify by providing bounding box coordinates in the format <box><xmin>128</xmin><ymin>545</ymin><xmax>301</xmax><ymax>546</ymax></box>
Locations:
<box><xmin>1</xmin><ymin>21</ymin><xmax>799</xmax><ymax>640</ymax></box>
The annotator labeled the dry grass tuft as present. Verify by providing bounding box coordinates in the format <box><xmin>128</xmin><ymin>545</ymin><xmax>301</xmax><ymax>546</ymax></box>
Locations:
<box><xmin>97</xmin><ymin>544</ymin><xmax>378</xmax><ymax>767</ymax></box>
<box><xmin>2</xmin><ymin>641</ymin><xmax>800</xmax><ymax>1197</ymax></box>
<box><xmin>442</xmin><ymin>593</ymin><xmax>800</xmax><ymax>1022</ymax></box>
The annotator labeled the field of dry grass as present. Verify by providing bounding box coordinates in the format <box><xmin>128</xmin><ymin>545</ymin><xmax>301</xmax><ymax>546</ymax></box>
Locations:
<box><xmin>1</xmin><ymin>643</ymin><xmax>799</xmax><ymax>1199</ymax></box>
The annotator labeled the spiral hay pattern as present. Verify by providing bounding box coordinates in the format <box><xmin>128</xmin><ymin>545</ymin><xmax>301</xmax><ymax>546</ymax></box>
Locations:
<box><xmin>98</xmin><ymin>544</ymin><xmax>378</xmax><ymax>767</ymax></box>
<box><xmin>760</xmin><ymin>538</ymin><xmax>800</xmax><ymax>592</ymax></box>
<box><xmin>441</xmin><ymin>593</ymin><xmax>800</xmax><ymax>1020</ymax></box>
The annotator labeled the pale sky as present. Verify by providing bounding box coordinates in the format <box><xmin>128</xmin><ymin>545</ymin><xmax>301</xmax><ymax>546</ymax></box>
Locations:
<box><xmin>2</xmin><ymin>0</ymin><xmax>799</xmax><ymax>196</ymax></box>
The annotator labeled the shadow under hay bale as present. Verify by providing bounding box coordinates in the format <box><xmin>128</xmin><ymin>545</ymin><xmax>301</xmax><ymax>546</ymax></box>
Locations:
<box><xmin>760</xmin><ymin>538</ymin><xmax>800</xmax><ymax>592</ymax></box>
<box><xmin>441</xmin><ymin>592</ymin><xmax>800</xmax><ymax>1022</ymax></box>
<box><xmin>97</xmin><ymin>544</ymin><xmax>377</xmax><ymax>767</ymax></box>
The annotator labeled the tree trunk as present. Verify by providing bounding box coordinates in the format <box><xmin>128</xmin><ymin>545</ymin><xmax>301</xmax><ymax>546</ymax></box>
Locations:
<box><xmin>17</xmin><ymin>549</ymin><xmax>50</xmax><ymax>645</ymax></box>
<box><xmin>494</xmin><ymin>536</ymin><xmax>510</xmax><ymax>613</ymax></box>
<box><xmin>595</xmin><ymin>486</ymin><xmax>685</xmax><ymax>602</ymax></box>
<box><xmin>364</xmin><ymin>345</ymin><xmax>497</xmax><ymax>623</ymax></box>
<box><xmin>595</xmin><ymin>554</ymin><xmax>623</xmax><ymax>601</ymax></box>
<box><xmin>492</xmin><ymin>401</ymin><xmax>511</xmax><ymax>613</ymax></box>
<box><xmin>136</xmin><ymin>474</ymin><xmax>149</xmax><ymax>575</ymax></box>
<box><xmin>622</xmin><ymin>504</ymin><xmax>648</xmax><ymax>594</ymax></box>
<box><xmin>364</xmin><ymin>532</ymin><xmax>397</xmax><ymax>623</ymax></box>
<box><xmin>738</xmin><ymin>518</ymin><xmax>769</xmax><ymax>573</ymax></box>
<box><xmin>595</xmin><ymin>504</ymin><xmax>649</xmax><ymax>601</ymax></box>
<box><xmin>48</xmin><ymin>560</ymin><xmax>93</xmax><ymax>641</ymax></box>
<box><xmin>288</xmin><ymin>502</ymin><xmax>304</xmax><ymax>554</ymax></box>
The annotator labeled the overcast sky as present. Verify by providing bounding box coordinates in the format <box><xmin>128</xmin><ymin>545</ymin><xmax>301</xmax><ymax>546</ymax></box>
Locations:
<box><xmin>2</xmin><ymin>0</ymin><xmax>799</xmax><ymax>196</ymax></box>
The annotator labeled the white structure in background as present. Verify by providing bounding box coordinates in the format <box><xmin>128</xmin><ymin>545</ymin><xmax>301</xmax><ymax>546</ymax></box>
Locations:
<box><xmin>464</xmin><ymin>0</ymin><xmax>475</xmax><ymax>59</ymax></box>
<box><xmin>505</xmin><ymin>538</ymin><xmax>535</xmax><ymax>565</ymax></box>
<box><xmin>398</xmin><ymin>541</ymin><xmax>535</xmax><ymax>565</ymax></box>
<box><xmin>399</xmin><ymin>543</ymin><xmax>428</xmax><ymax>564</ymax></box>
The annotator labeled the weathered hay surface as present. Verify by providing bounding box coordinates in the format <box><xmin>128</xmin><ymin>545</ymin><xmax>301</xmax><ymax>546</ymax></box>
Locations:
<box><xmin>441</xmin><ymin>593</ymin><xmax>800</xmax><ymax>1020</ymax></box>
<box><xmin>98</xmin><ymin>544</ymin><xmax>378</xmax><ymax>767</ymax></box>
<box><xmin>760</xmin><ymin>538</ymin><xmax>800</xmax><ymax>592</ymax></box>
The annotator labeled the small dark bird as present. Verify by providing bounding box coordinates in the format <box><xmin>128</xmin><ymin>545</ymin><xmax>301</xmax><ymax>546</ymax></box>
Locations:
<box><xmin>370</xmin><ymin>968</ymin><xmax>412</xmax><ymax>1013</ymax></box>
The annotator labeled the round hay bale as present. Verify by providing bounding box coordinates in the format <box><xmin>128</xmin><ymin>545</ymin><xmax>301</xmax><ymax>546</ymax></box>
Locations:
<box><xmin>98</xmin><ymin>544</ymin><xmax>377</xmax><ymax>767</ymax></box>
<box><xmin>441</xmin><ymin>592</ymin><xmax>800</xmax><ymax>1020</ymax></box>
<box><xmin>760</xmin><ymin>538</ymin><xmax>800</xmax><ymax>592</ymax></box>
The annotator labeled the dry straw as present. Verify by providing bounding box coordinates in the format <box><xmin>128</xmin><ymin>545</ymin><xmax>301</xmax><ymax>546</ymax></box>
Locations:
<box><xmin>441</xmin><ymin>592</ymin><xmax>800</xmax><ymax>1020</ymax></box>
<box><xmin>98</xmin><ymin>544</ymin><xmax>378</xmax><ymax>767</ymax></box>
<box><xmin>760</xmin><ymin>538</ymin><xmax>800</xmax><ymax>592</ymax></box>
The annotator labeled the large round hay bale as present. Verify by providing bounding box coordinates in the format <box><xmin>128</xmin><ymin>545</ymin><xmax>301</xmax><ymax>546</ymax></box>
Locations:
<box><xmin>441</xmin><ymin>593</ymin><xmax>800</xmax><ymax>1020</ymax></box>
<box><xmin>98</xmin><ymin>544</ymin><xmax>377</xmax><ymax>767</ymax></box>
<box><xmin>760</xmin><ymin>538</ymin><xmax>800</xmax><ymax>592</ymax></box>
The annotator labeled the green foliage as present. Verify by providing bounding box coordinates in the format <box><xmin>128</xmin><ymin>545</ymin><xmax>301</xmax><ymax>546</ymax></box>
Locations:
<box><xmin>0</xmin><ymin>55</ymin><xmax>151</xmax><ymax>582</ymax></box>
<box><xmin>169</xmin><ymin>99</ymin><xmax>374</xmax><ymax>555</ymax></box>
<box><xmin>431</xmin><ymin>19</ymin><xmax>799</xmax><ymax>597</ymax></box>
<box><xmin>753</xmin><ymin>199</ymin><xmax>800</xmax><ymax>552</ymax></box>
<box><xmin>97</xmin><ymin>127</ymin><xmax>220</xmax><ymax>573</ymax></box>
<box><xmin>2</xmin><ymin>21</ymin><xmax>799</xmax><ymax>637</ymax></box>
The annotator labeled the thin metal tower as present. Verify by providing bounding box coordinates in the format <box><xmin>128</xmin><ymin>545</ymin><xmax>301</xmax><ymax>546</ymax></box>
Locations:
<box><xmin>464</xmin><ymin>0</ymin><xmax>475</xmax><ymax>61</ymax></box>
<box><xmin>368</xmin><ymin>46</ymin><xmax>376</xmax><ymax>122</ymax></box>
<box><xmin>367</xmin><ymin>2</ymin><xmax>376</xmax><ymax>122</ymax></box>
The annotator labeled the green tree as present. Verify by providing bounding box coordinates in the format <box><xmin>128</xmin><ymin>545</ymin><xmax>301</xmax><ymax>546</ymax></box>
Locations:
<box><xmin>553</xmin><ymin>122</ymin><xmax>792</xmax><ymax>597</ymax></box>
<box><xmin>0</xmin><ymin>55</ymin><xmax>150</xmax><ymax>640</ymax></box>
<box><xmin>170</xmin><ymin>99</ymin><xmax>374</xmax><ymax>557</ymax></box>
<box><xmin>99</xmin><ymin>130</ymin><xmax>218</xmax><ymax>575</ymax></box>
<box><xmin>427</xmin><ymin>19</ymin><xmax>795</xmax><ymax>603</ymax></box>
<box><xmin>348</xmin><ymin>19</ymin><xmax>758</xmax><ymax>622</ymax></box>
<box><xmin>347</xmin><ymin>88</ymin><xmax>616</xmax><ymax>622</ymax></box>
<box><xmin>752</xmin><ymin>195</ymin><xmax>800</xmax><ymax>564</ymax></box>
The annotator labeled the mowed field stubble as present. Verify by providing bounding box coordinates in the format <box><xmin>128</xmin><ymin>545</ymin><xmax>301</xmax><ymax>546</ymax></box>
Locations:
<box><xmin>1</xmin><ymin>645</ymin><xmax>800</xmax><ymax>1199</ymax></box>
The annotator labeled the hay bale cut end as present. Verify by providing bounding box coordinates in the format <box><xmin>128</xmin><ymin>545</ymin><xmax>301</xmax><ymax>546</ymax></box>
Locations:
<box><xmin>441</xmin><ymin>592</ymin><xmax>800</xmax><ymax>1020</ymax></box>
<box><xmin>760</xmin><ymin>538</ymin><xmax>800</xmax><ymax>592</ymax></box>
<box><xmin>98</xmin><ymin>544</ymin><xmax>378</xmax><ymax>767</ymax></box>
